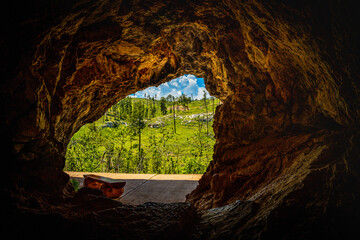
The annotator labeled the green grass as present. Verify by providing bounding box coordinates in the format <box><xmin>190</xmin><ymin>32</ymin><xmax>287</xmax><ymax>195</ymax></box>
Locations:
<box><xmin>65</xmin><ymin>98</ymin><xmax>219</xmax><ymax>174</ymax></box>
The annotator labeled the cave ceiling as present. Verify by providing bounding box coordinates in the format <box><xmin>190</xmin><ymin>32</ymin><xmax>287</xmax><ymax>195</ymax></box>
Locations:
<box><xmin>2</xmin><ymin>0</ymin><xmax>360</xmax><ymax>239</ymax></box>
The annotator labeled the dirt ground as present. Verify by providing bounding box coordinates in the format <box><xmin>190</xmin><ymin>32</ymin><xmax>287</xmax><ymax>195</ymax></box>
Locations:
<box><xmin>65</xmin><ymin>171</ymin><xmax>202</xmax><ymax>205</ymax></box>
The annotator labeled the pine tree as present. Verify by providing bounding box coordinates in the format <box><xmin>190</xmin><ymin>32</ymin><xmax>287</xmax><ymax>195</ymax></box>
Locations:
<box><xmin>167</xmin><ymin>94</ymin><xmax>176</xmax><ymax>133</ymax></box>
<box><xmin>160</xmin><ymin>97</ymin><xmax>167</xmax><ymax>115</ymax></box>
<box><xmin>203</xmin><ymin>90</ymin><xmax>209</xmax><ymax>135</ymax></box>
<box><xmin>173</xmin><ymin>95</ymin><xmax>176</xmax><ymax>133</ymax></box>
<box><xmin>128</xmin><ymin>101</ymin><xmax>146</xmax><ymax>172</ymax></box>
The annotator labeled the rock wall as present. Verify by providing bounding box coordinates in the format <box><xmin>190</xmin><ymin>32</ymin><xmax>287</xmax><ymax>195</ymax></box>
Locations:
<box><xmin>2</xmin><ymin>0</ymin><xmax>360</xmax><ymax>239</ymax></box>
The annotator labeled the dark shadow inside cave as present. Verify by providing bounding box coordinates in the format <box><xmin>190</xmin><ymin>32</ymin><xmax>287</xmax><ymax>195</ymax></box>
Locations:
<box><xmin>3</xmin><ymin>0</ymin><xmax>360</xmax><ymax>239</ymax></box>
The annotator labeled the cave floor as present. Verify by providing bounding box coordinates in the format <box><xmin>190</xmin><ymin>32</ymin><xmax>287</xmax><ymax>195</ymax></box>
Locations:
<box><xmin>65</xmin><ymin>171</ymin><xmax>202</xmax><ymax>205</ymax></box>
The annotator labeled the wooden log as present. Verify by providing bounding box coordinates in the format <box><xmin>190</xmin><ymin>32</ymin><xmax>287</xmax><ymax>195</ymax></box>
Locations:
<box><xmin>83</xmin><ymin>174</ymin><xmax>126</xmax><ymax>198</ymax></box>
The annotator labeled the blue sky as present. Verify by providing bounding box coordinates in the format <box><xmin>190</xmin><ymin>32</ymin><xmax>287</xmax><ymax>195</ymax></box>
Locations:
<box><xmin>131</xmin><ymin>74</ymin><xmax>211</xmax><ymax>100</ymax></box>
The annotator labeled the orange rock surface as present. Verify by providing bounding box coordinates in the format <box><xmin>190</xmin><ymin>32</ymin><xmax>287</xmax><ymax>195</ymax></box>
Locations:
<box><xmin>2</xmin><ymin>0</ymin><xmax>360</xmax><ymax>239</ymax></box>
<box><xmin>83</xmin><ymin>174</ymin><xmax>126</xmax><ymax>198</ymax></box>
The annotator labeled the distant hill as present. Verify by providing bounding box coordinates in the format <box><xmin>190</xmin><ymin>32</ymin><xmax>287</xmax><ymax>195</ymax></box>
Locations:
<box><xmin>167</xmin><ymin>105</ymin><xmax>189</xmax><ymax>111</ymax></box>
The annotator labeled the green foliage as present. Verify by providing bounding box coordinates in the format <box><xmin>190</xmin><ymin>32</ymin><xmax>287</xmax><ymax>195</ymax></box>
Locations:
<box><xmin>160</xmin><ymin>97</ymin><xmax>167</xmax><ymax>115</ymax></box>
<box><xmin>128</xmin><ymin>101</ymin><xmax>146</xmax><ymax>135</ymax></box>
<box><xmin>64</xmin><ymin>94</ymin><xmax>217</xmax><ymax>174</ymax></box>
<box><xmin>70</xmin><ymin>178</ymin><xmax>80</xmax><ymax>191</ymax></box>
<box><xmin>178</xmin><ymin>93</ymin><xmax>191</xmax><ymax>107</ymax></box>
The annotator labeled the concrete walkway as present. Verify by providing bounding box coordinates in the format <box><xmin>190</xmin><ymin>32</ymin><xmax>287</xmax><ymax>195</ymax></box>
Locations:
<box><xmin>65</xmin><ymin>171</ymin><xmax>202</xmax><ymax>205</ymax></box>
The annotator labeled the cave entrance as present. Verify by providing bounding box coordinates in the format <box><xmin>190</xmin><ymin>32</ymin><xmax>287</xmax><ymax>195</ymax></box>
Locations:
<box><xmin>64</xmin><ymin>74</ymin><xmax>219</xmax><ymax>204</ymax></box>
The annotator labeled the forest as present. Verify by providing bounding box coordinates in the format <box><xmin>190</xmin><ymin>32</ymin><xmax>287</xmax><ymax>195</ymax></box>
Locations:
<box><xmin>64</xmin><ymin>92</ymin><xmax>219</xmax><ymax>174</ymax></box>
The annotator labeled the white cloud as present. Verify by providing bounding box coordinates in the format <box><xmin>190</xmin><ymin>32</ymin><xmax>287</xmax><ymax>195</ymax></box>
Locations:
<box><xmin>195</xmin><ymin>87</ymin><xmax>211</xmax><ymax>100</ymax></box>
<box><xmin>170</xmin><ymin>81</ymin><xmax>179</xmax><ymax>87</ymax></box>
<box><xmin>133</xmin><ymin>75</ymin><xmax>211</xmax><ymax>100</ymax></box>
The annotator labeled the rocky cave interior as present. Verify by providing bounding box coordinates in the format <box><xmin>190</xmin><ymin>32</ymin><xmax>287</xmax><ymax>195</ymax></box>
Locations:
<box><xmin>2</xmin><ymin>0</ymin><xmax>360</xmax><ymax>239</ymax></box>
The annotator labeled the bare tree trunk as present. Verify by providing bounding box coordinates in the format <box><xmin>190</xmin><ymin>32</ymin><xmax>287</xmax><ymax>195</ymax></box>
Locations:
<box><xmin>139</xmin><ymin>124</ymin><xmax>141</xmax><ymax>166</ymax></box>
<box><xmin>198</xmin><ymin>119</ymin><xmax>204</xmax><ymax>157</ymax></box>
<box><xmin>203</xmin><ymin>91</ymin><xmax>209</xmax><ymax>135</ymax></box>
<box><xmin>173</xmin><ymin>101</ymin><xmax>176</xmax><ymax>133</ymax></box>
<box><xmin>116</xmin><ymin>152</ymin><xmax>121</xmax><ymax>173</ymax></box>
<box><xmin>213</xmin><ymin>97</ymin><xmax>215</xmax><ymax>114</ymax></box>
<box><xmin>94</xmin><ymin>150</ymin><xmax>107</xmax><ymax>171</ymax></box>
<box><xmin>106</xmin><ymin>153</ymin><xmax>112</xmax><ymax>172</ymax></box>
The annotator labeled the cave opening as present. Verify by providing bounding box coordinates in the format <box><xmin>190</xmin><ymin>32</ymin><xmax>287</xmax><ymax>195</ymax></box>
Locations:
<box><xmin>63</xmin><ymin>74</ymin><xmax>220</xmax><ymax>204</ymax></box>
<box><xmin>65</xmin><ymin>74</ymin><xmax>217</xmax><ymax>176</ymax></box>
<box><xmin>4</xmin><ymin>0</ymin><xmax>360</xmax><ymax>238</ymax></box>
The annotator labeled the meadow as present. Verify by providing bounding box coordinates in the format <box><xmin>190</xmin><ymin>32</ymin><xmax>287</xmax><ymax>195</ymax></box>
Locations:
<box><xmin>64</xmin><ymin>95</ymin><xmax>219</xmax><ymax>174</ymax></box>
